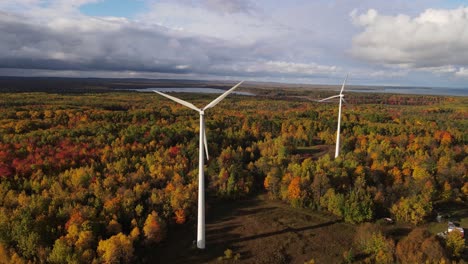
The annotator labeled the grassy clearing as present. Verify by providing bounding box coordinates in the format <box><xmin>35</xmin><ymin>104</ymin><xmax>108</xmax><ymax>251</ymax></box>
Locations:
<box><xmin>154</xmin><ymin>194</ymin><xmax>355</xmax><ymax>263</ymax></box>
<box><xmin>428</xmin><ymin>201</ymin><xmax>468</xmax><ymax>236</ymax></box>
<box><xmin>294</xmin><ymin>145</ymin><xmax>332</xmax><ymax>159</ymax></box>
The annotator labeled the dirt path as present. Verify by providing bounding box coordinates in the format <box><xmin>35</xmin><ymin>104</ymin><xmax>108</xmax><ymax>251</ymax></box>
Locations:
<box><xmin>152</xmin><ymin>194</ymin><xmax>355</xmax><ymax>263</ymax></box>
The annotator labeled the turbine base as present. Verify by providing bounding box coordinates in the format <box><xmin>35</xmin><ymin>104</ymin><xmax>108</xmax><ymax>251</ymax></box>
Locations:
<box><xmin>197</xmin><ymin>240</ymin><xmax>205</xmax><ymax>249</ymax></box>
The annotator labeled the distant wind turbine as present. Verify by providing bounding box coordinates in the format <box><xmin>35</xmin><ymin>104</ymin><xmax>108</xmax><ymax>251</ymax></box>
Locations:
<box><xmin>318</xmin><ymin>75</ymin><xmax>348</xmax><ymax>159</ymax></box>
<box><xmin>154</xmin><ymin>81</ymin><xmax>243</xmax><ymax>249</ymax></box>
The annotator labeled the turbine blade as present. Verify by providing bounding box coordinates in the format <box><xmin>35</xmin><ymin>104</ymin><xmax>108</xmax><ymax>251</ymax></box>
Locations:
<box><xmin>318</xmin><ymin>95</ymin><xmax>341</xmax><ymax>102</ymax></box>
<box><xmin>342</xmin><ymin>98</ymin><xmax>347</xmax><ymax>104</ymax></box>
<box><xmin>203</xmin><ymin>122</ymin><xmax>209</xmax><ymax>160</ymax></box>
<box><xmin>154</xmin><ymin>91</ymin><xmax>200</xmax><ymax>112</ymax></box>
<box><xmin>203</xmin><ymin>81</ymin><xmax>244</xmax><ymax>110</ymax></box>
<box><xmin>340</xmin><ymin>74</ymin><xmax>349</xmax><ymax>95</ymax></box>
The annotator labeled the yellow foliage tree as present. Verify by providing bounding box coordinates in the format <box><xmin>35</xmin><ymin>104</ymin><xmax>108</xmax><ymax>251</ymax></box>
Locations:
<box><xmin>97</xmin><ymin>233</ymin><xmax>134</xmax><ymax>264</ymax></box>
<box><xmin>446</xmin><ymin>230</ymin><xmax>465</xmax><ymax>258</ymax></box>
<box><xmin>129</xmin><ymin>227</ymin><xmax>140</xmax><ymax>242</ymax></box>
<box><xmin>461</xmin><ymin>182</ymin><xmax>468</xmax><ymax>196</ymax></box>
<box><xmin>288</xmin><ymin>176</ymin><xmax>301</xmax><ymax>200</ymax></box>
<box><xmin>391</xmin><ymin>195</ymin><xmax>432</xmax><ymax>225</ymax></box>
<box><xmin>412</xmin><ymin>166</ymin><xmax>430</xmax><ymax>181</ymax></box>
<box><xmin>143</xmin><ymin>211</ymin><xmax>166</xmax><ymax>243</ymax></box>
<box><xmin>174</xmin><ymin>209</ymin><xmax>186</xmax><ymax>225</ymax></box>
<box><xmin>75</xmin><ymin>231</ymin><xmax>93</xmax><ymax>252</ymax></box>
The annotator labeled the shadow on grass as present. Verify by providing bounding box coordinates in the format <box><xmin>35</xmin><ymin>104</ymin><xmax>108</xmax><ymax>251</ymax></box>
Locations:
<box><xmin>385</xmin><ymin>227</ymin><xmax>412</xmax><ymax>241</ymax></box>
<box><xmin>235</xmin><ymin>207</ymin><xmax>277</xmax><ymax>217</ymax></box>
<box><xmin>214</xmin><ymin>220</ymin><xmax>339</xmax><ymax>245</ymax></box>
<box><xmin>146</xmin><ymin>195</ymin><xmax>342</xmax><ymax>264</ymax></box>
<box><xmin>146</xmin><ymin>196</ymin><xmax>267</xmax><ymax>263</ymax></box>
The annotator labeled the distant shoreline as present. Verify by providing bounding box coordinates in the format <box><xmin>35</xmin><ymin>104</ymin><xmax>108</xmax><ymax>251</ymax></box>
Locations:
<box><xmin>0</xmin><ymin>76</ymin><xmax>466</xmax><ymax>97</ymax></box>
<box><xmin>347</xmin><ymin>87</ymin><xmax>467</xmax><ymax>97</ymax></box>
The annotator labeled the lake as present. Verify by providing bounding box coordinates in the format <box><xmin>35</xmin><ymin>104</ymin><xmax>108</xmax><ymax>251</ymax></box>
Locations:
<box><xmin>135</xmin><ymin>87</ymin><xmax>254</xmax><ymax>96</ymax></box>
<box><xmin>130</xmin><ymin>86</ymin><xmax>466</xmax><ymax>97</ymax></box>
<box><xmin>348</xmin><ymin>86</ymin><xmax>467</xmax><ymax>97</ymax></box>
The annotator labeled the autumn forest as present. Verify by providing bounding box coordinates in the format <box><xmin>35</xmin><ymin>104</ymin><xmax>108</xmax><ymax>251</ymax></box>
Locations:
<box><xmin>0</xmin><ymin>88</ymin><xmax>466</xmax><ymax>263</ymax></box>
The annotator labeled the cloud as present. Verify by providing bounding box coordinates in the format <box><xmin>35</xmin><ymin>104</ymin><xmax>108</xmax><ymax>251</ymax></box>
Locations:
<box><xmin>367</xmin><ymin>70</ymin><xmax>408</xmax><ymax>78</ymax></box>
<box><xmin>0</xmin><ymin>11</ymin><xmax>220</xmax><ymax>73</ymax></box>
<box><xmin>153</xmin><ymin>0</ymin><xmax>254</xmax><ymax>14</ymax></box>
<box><xmin>455</xmin><ymin>67</ymin><xmax>468</xmax><ymax>78</ymax></box>
<box><xmin>137</xmin><ymin>1</ymin><xmax>283</xmax><ymax>45</ymax></box>
<box><xmin>201</xmin><ymin>0</ymin><xmax>254</xmax><ymax>14</ymax></box>
<box><xmin>0</xmin><ymin>10</ymin><xmax>338</xmax><ymax>79</ymax></box>
<box><xmin>417</xmin><ymin>65</ymin><xmax>457</xmax><ymax>74</ymax></box>
<box><xmin>245</xmin><ymin>61</ymin><xmax>338</xmax><ymax>76</ymax></box>
<box><xmin>135</xmin><ymin>1</ymin><xmax>343</xmax><ymax>70</ymax></box>
<box><xmin>2</xmin><ymin>0</ymin><xmax>465</xmax><ymax>87</ymax></box>
<box><xmin>351</xmin><ymin>7</ymin><xmax>468</xmax><ymax>70</ymax></box>
<box><xmin>0</xmin><ymin>0</ymin><xmax>102</xmax><ymax>16</ymax></box>
<box><xmin>350</xmin><ymin>8</ymin><xmax>379</xmax><ymax>26</ymax></box>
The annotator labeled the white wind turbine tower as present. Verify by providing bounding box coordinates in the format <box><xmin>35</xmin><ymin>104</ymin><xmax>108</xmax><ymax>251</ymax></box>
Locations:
<box><xmin>153</xmin><ymin>81</ymin><xmax>243</xmax><ymax>249</ymax></box>
<box><xmin>319</xmin><ymin>75</ymin><xmax>348</xmax><ymax>159</ymax></box>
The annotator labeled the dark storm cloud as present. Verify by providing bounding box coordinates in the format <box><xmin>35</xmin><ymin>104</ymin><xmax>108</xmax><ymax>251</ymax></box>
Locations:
<box><xmin>0</xmin><ymin>10</ymin><xmax>340</xmax><ymax>80</ymax></box>
<box><xmin>0</xmin><ymin>11</ymin><xmax>254</xmax><ymax>75</ymax></box>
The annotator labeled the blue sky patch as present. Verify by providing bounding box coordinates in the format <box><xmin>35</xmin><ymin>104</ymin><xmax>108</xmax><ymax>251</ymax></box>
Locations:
<box><xmin>80</xmin><ymin>0</ymin><xmax>145</xmax><ymax>18</ymax></box>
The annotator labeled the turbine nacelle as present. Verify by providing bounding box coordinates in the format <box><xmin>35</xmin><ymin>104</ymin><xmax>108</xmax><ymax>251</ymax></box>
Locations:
<box><xmin>153</xmin><ymin>81</ymin><xmax>243</xmax><ymax>161</ymax></box>
<box><xmin>154</xmin><ymin>80</ymin><xmax>244</xmax><ymax>113</ymax></box>
<box><xmin>319</xmin><ymin>75</ymin><xmax>348</xmax><ymax>102</ymax></box>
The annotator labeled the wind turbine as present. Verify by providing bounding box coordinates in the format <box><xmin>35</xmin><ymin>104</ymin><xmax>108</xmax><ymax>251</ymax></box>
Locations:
<box><xmin>153</xmin><ymin>81</ymin><xmax>243</xmax><ymax>249</ymax></box>
<box><xmin>318</xmin><ymin>75</ymin><xmax>348</xmax><ymax>159</ymax></box>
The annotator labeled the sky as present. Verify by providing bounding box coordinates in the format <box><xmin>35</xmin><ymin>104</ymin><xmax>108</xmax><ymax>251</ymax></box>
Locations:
<box><xmin>1</xmin><ymin>0</ymin><xmax>468</xmax><ymax>88</ymax></box>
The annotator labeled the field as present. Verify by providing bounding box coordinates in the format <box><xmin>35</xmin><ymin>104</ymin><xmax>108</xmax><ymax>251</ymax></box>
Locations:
<box><xmin>155</xmin><ymin>194</ymin><xmax>354</xmax><ymax>263</ymax></box>
<box><xmin>0</xmin><ymin>79</ymin><xmax>466</xmax><ymax>263</ymax></box>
